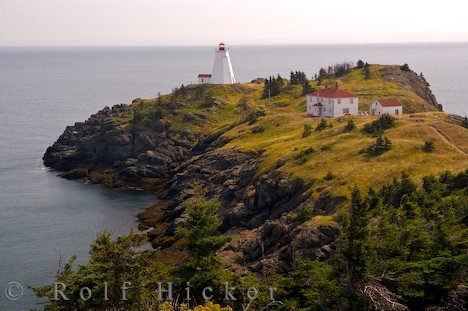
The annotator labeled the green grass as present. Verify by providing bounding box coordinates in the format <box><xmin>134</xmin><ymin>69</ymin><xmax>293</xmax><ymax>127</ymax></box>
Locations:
<box><xmin>113</xmin><ymin>65</ymin><xmax>468</xmax><ymax>215</ymax></box>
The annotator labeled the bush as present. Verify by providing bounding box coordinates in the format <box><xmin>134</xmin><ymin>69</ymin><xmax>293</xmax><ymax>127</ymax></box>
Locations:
<box><xmin>357</xmin><ymin>60</ymin><xmax>365</xmax><ymax>69</ymax></box>
<box><xmin>423</xmin><ymin>140</ymin><xmax>435</xmax><ymax>153</ymax></box>
<box><xmin>400</xmin><ymin>63</ymin><xmax>411</xmax><ymax>72</ymax></box>
<box><xmin>365</xmin><ymin>135</ymin><xmax>392</xmax><ymax>155</ymax></box>
<box><xmin>363</xmin><ymin>114</ymin><xmax>395</xmax><ymax>136</ymax></box>
<box><xmin>323</xmin><ymin>171</ymin><xmax>335</xmax><ymax>180</ymax></box>
<box><xmin>251</xmin><ymin>125</ymin><xmax>266</xmax><ymax>133</ymax></box>
<box><xmin>302</xmin><ymin>124</ymin><xmax>312</xmax><ymax>138</ymax></box>
<box><xmin>294</xmin><ymin>206</ymin><xmax>315</xmax><ymax>224</ymax></box>
<box><xmin>315</xmin><ymin>119</ymin><xmax>328</xmax><ymax>132</ymax></box>
<box><xmin>246</xmin><ymin>109</ymin><xmax>266</xmax><ymax>125</ymax></box>
<box><xmin>463</xmin><ymin>116</ymin><xmax>468</xmax><ymax>129</ymax></box>
<box><xmin>344</xmin><ymin>119</ymin><xmax>356</xmax><ymax>131</ymax></box>
<box><xmin>294</xmin><ymin>147</ymin><xmax>315</xmax><ymax>164</ymax></box>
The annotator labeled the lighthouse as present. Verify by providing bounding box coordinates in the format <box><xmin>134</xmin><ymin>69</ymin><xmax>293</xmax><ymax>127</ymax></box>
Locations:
<box><xmin>197</xmin><ymin>42</ymin><xmax>236</xmax><ymax>84</ymax></box>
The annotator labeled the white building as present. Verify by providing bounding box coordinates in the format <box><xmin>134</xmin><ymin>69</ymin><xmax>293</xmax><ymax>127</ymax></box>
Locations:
<box><xmin>197</xmin><ymin>74</ymin><xmax>211</xmax><ymax>84</ymax></box>
<box><xmin>306</xmin><ymin>87</ymin><xmax>359</xmax><ymax>117</ymax></box>
<box><xmin>371</xmin><ymin>99</ymin><xmax>403</xmax><ymax>116</ymax></box>
<box><xmin>198</xmin><ymin>42</ymin><xmax>236</xmax><ymax>84</ymax></box>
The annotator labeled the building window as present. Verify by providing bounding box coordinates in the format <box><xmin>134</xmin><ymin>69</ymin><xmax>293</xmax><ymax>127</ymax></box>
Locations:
<box><xmin>350</xmin><ymin>98</ymin><xmax>354</xmax><ymax>104</ymax></box>
<box><xmin>338</xmin><ymin>99</ymin><xmax>341</xmax><ymax>104</ymax></box>
<box><xmin>343</xmin><ymin>108</ymin><xmax>350</xmax><ymax>114</ymax></box>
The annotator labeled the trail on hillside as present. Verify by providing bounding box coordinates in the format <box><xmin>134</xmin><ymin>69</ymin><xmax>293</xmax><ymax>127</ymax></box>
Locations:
<box><xmin>430</xmin><ymin>126</ymin><xmax>467</xmax><ymax>156</ymax></box>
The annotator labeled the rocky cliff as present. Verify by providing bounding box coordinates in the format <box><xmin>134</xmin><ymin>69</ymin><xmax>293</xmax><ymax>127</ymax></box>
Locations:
<box><xmin>43</xmin><ymin>64</ymin><xmax>468</xmax><ymax>273</ymax></box>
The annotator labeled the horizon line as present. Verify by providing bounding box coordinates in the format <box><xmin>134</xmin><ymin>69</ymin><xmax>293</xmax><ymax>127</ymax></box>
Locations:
<box><xmin>1</xmin><ymin>40</ymin><xmax>468</xmax><ymax>49</ymax></box>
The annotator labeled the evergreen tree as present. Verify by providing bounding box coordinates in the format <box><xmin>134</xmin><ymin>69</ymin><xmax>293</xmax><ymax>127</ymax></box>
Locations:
<box><xmin>341</xmin><ymin>187</ymin><xmax>370</xmax><ymax>309</ymax></box>
<box><xmin>175</xmin><ymin>185</ymin><xmax>232</xmax><ymax>300</ymax></box>
<box><xmin>290</xmin><ymin>71</ymin><xmax>297</xmax><ymax>84</ymax></box>
<box><xmin>365</xmin><ymin>135</ymin><xmax>392</xmax><ymax>155</ymax></box>
<box><xmin>364</xmin><ymin>62</ymin><xmax>370</xmax><ymax>79</ymax></box>
<box><xmin>262</xmin><ymin>76</ymin><xmax>282</xmax><ymax>98</ymax></box>
<box><xmin>344</xmin><ymin>119</ymin><xmax>356</xmax><ymax>131</ymax></box>
<box><xmin>302</xmin><ymin>123</ymin><xmax>312</xmax><ymax>138</ymax></box>
<box><xmin>301</xmin><ymin>78</ymin><xmax>314</xmax><ymax>95</ymax></box>
<box><xmin>315</xmin><ymin>118</ymin><xmax>328</xmax><ymax>131</ymax></box>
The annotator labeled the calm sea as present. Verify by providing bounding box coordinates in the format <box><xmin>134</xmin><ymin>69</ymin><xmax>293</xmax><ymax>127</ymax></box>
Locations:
<box><xmin>0</xmin><ymin>43</ymin><xmax>467</xmax><ymax>310</ymax></box>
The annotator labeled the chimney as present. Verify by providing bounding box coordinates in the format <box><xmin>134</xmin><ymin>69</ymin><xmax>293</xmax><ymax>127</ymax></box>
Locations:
<box><xmin>335</xmin><ymin>81</ymin><xmax>339</xmax><ymax>89</ymax></box>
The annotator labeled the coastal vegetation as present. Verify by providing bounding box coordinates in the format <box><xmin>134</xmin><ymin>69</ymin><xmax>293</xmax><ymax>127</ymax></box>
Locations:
<box><xmin>34</xmin><ymin>170</ymin><xmax>468</xmax><ymax>310</ymax></box>
<box><xmin>41</xmin><ymin>63</ymin><xmax>468</xmax><ymax>310</ymax></box>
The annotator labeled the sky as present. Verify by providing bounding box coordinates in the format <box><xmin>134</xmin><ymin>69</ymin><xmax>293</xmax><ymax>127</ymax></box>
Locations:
<box><xmin>0</xmin><ymin>0</ymin><xmax>467</xmax><ymax>46</ymax></box>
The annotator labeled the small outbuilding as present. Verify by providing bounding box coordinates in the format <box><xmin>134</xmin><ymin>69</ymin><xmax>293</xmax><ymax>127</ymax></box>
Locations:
<box><xmin>198</xmin><ymin>74</ymin><xmax>212</xmax><ymax>84</ymax></box>
<box><xmin>371</xmin><ymin>99</ymin><xmax>403</xmax><ymax>116</ymax></box>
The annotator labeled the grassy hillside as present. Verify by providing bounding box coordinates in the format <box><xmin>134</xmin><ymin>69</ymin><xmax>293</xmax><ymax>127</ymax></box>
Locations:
<box><xmin>116</xmin><ymin>65</ymin><xmax>467</xmax><ymax>218</ymax></box>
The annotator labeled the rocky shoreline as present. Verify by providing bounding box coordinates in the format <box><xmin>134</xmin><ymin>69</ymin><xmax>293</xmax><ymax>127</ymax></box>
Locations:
<box><xmin>43</xmin><ymin>65</ymin><xmax>448</xmax><ymax>273</ymax></box>
<box><xmin>44</xmin><ymin>102</ymin><xmax>340</xmax><ymax>273</ymax></box>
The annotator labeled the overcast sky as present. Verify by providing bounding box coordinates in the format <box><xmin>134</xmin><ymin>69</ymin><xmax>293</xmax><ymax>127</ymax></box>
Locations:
<box><xmin>1</xmin><ymin>0</ymin><xmax>467</xmax><ymax>46</ymax></box>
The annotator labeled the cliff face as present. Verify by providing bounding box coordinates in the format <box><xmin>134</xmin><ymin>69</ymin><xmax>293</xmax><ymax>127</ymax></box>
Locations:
<box><xmin>44</xmin><ymin>103</ymin><xmax>336</xmax><ymax>272</ymax></box>
<box><xmin>43</xmin><ymin>65</ymin><xmax>467</xmax><ymax>273</ymax></box>
<box><xmin>378</xmin><ymin>65</ymin><xmax>442</xmax><ymax>111</ymax></box>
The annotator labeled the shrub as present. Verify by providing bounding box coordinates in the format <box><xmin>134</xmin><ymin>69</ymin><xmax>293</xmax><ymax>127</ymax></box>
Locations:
<box><xmin>363</xmin><ymin>114</ymin><xmax>395</xmax><ymax>136</ymax></box>
<box><xmin>344</xmin><ymin>119</ymin><xmax>356</xmax><ymax>131</ymax></box>
<box><xmin>294</xmin><ymin>206</ymin><xmax>314</xmax><ymax>224</ymax></box>
<box><xmin>365</xmin><ymin>135</ymin><xmax>392</xmax><ymax>155</ymax></box>
<box><xmin>357</xmin><ymin>60</ymin><xmax>365</xmax><ymax>69</ymax></box>
<box><xmin>463</xmin><ymin>116</ymin><xmax>468</xmax><ymax>129</ymax></box>
<box><xmin>323</xmin><ymin>171</ymin><xmax>335</xmax><ymax>180</ymax></box>
<box><xmin>294</xmin><ymin>147</ymin><xmax>315</xmax><ymax>164</ymax></box>
<box><xmin>302</xmin><ymin>124</ymin><xmax>312</xmax><ymax>138</ymax></box>
<box><xmin>315</xmin><ymin>119</ymin><xmax>328</xmax><ymax>132</ymax></box>
<box><xmin>320</xmin><ymin>144</ymin><xmax>332</xmax><ymax>151</ymax></box>
<box><xmin>246</xmin><ymin>109</ymin><xmax>266</xmax><ymax>125</ymax></box>
<box><xmin>400</xmin><ymin>63</ymin><xmax>411</xmax><ymax>72</ymax></box>
<box><xmin>423</xmin><ymin>140</ymin><xmax>435</xmax><ymax>153</ymax></box>
<box><xmin>251</xmin><ymin>125</ymin><xmax>266</xmax><ymax>133</ymax></box>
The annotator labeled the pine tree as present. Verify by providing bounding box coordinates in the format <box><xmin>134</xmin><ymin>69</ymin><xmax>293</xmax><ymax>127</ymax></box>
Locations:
<box><xmin>344</xmin><ymin>119</ymin><xmax>356</xmax><ymax>131</ymax></box>
<box><xmin>301</xmin><ymin>78</ymin><xmax>313</xmax><ymax>95</ymax></box>
<box><xmin>341</xmin><ymin>187</ymin><xmax>370</xmax><ymax>309</ymax></box>
<box><xmin>302</xmin><ymin>123</ymin><xmax>312</xmax><ymax>138</ymax></box>
<box><xmin>364</xmin><ymin>63</ymin><xmax>370</xmax><ymax>79</ymax></box>
<box><xmin>175</xmin><ymin>185</ymin><xmax>232</xmax><ymax>300</ymax></box>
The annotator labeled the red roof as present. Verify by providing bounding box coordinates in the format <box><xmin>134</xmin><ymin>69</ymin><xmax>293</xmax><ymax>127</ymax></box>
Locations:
<box><xmin>198</xmin><ymin>74</ymin><xmax>212</xmax><ymax>78</ymax></box>
<box><xmin>377</xmin><ymin>99</ymin><xmax>401</xmax><ymax>107</ymax></box>
<box><xmin>307</xmin><ymin>88</ymin><xmax>357</xmax><ymax>98</ymax></box>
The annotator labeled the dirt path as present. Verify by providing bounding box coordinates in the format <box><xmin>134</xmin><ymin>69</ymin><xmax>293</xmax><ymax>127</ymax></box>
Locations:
<box><xmin>430</xmin><ymin>126</ymin><xmax>467</xmax><ymax>156</ymax></box>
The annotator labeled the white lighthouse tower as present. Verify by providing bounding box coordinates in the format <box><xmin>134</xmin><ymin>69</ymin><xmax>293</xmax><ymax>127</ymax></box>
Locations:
<box><xmin>197</xmin><ymin>42</ymin><xmax>236</xmax><ymax>84</ymax></box>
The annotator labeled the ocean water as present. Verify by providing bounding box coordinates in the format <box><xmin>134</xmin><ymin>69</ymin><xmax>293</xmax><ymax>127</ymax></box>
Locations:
<box><xmin>0</xmin><ymin>43</ymin><xmax>467</xmax><ymax>310</ymax></box>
